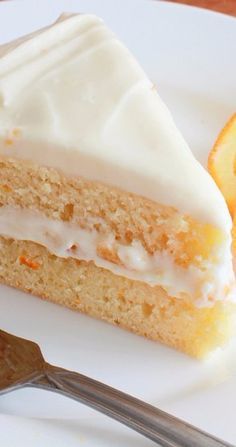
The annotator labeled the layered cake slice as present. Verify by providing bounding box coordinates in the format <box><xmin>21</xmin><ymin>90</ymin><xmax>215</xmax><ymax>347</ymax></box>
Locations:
<box><xmin>0</xmin><ymin>13</ymin><xmax>235</xmax><ymax>357</ymax></box>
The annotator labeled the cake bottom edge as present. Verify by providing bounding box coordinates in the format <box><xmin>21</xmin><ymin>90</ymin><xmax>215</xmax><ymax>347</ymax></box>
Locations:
<box><xmin>0</xmin><ymin>236</ymin><xmax>235</xmax><ymax>358</ymax></box>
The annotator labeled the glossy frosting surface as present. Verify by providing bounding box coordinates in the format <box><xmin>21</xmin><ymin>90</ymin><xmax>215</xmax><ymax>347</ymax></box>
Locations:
<box><xmin>0</xmin><ymin>13</ymin><xmax>231</xmax><ymax>230</ymax></box>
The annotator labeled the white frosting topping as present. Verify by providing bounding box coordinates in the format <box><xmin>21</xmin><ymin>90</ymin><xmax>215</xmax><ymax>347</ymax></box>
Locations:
<box><xmin>0</xmin><ymin>206</ymin><xmax>234</xmax><ymax>306</ymax></box>
<box><xmin>0</xmin><ymin>13</ymin><xmax>232</xmax><ymax>231</ymax></box>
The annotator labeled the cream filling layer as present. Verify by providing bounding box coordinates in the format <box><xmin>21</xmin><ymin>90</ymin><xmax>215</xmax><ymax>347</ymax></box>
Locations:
<box><xmin>0</xmin><ymin>206</ymin><xmax>235</xmax><ymax>306</ymax></box>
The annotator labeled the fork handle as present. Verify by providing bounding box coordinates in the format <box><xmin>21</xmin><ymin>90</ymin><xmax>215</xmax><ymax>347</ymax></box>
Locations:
<box><xmin>32</xmin><ymin>364</ymin><xmax>233</xmax><ymax>447</ymax></box>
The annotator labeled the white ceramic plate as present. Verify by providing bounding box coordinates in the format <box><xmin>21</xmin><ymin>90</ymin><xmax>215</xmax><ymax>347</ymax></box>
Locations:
<box><xmin>0</xmin><ymin>0</ymin><xmax>236</xmax><ymax>445</ymax></box>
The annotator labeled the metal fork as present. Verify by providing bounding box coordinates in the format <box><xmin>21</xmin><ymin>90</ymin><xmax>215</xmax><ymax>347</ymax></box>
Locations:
<box><xmin>0</xmin><ymin>329</ymin><xmax>234</xmax><ymax>447</ymax></box>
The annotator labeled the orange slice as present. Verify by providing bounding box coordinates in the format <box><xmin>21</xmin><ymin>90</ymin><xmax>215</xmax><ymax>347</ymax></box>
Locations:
<box><xmin>208</xmin><ymin>113</ymin><xmax>236</xmax><ymax>216</ymax></box>
<box><xmin>232</xmin><ymin>215</ymin><xmax>236</xmax><ymax>257</ymax></box>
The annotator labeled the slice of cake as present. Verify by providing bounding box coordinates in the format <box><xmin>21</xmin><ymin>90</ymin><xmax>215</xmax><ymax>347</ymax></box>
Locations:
<box><xmin>0</xmin><ymin>13</ymin><xmax>235</xmax><ymax>357</ymax></box>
